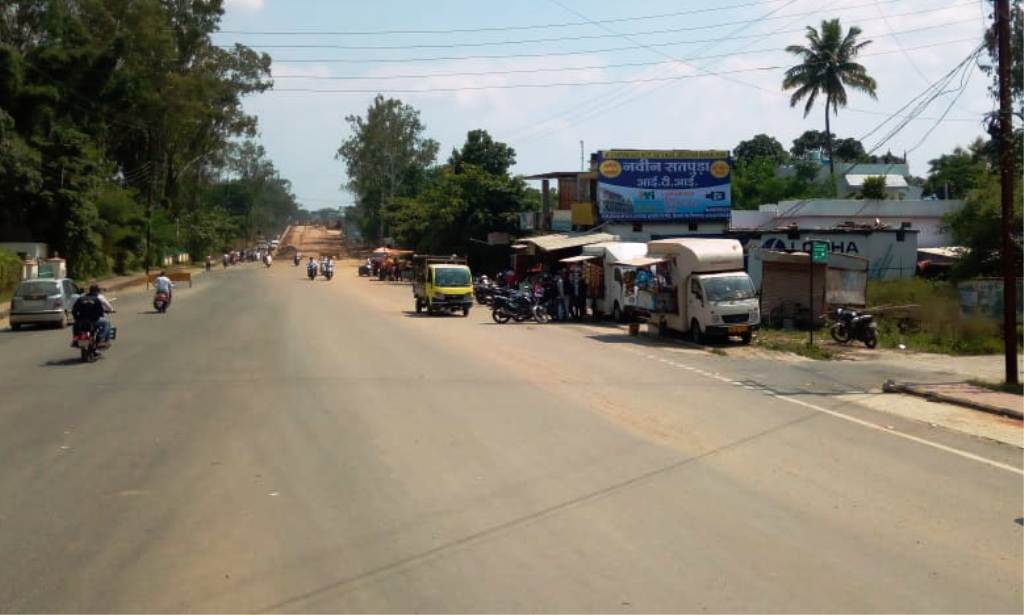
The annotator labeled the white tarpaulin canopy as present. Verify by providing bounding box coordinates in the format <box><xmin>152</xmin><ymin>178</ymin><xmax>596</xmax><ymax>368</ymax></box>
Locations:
<box><xmin>617</xmin><ymin>256</ymin><xmax>667</xmax><ymax>268</ymax></box>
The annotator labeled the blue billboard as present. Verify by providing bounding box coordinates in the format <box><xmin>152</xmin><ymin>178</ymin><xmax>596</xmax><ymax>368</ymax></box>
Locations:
<box><xmin>596</xmin><ymin>150</ymin><xmax>732</xmax><ymax>221</ymax></box>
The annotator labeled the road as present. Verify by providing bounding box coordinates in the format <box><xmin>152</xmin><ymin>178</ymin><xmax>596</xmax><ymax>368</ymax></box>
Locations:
<box><xmin>0</xmin><ymin>251</ymin><xmax>1021</xmax><ymax>613</ymax></box>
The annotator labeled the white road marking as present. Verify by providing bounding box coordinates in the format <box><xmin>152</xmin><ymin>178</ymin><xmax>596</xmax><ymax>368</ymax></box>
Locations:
<box><xmin>625</xmin><ymin>342</ymin><xmax>1023</xmax><ymax>476</ymax></box>
<box><xmin>774</xmin><ymin>394</ymin><xmax>1023</xmax><ymax>476</ymax></box>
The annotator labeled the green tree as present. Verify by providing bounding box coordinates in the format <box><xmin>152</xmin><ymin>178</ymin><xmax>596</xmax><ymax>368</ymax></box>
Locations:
<box><xmin>336</xmin><ymin>95</ymin><xmax>439</xmax><ymax>242</ymax></box>
<box><xmin>833</xmin><ymin>137</ymin><xmax>867</xmax><ymax>161</ymax></box>
<box><xmin>733</xmin><ymin>134</ymin><xmax>789</xmax><ymax>164</ymax></box>
<box><xmin>783</xmin><ymin>18</ymin><xmax>878</xmax><ymax>189</ymax></box>
<box><xmin>449</xmin><ymin>129</ymin><xmax>516</xmax><ymax>175</ymax></box>
<box><xmin>944</xmin><ymin>172</ymin><xmax>1023</xmax><ymax>277</ymax></box>
<box><xmin>858</xmin><ymin>175</ymin><xmax>887</xmax><ymax>200</ymax></box>
<box><xmin>923</xmin><ymin>141</ymin><xmax>990</xmax><ymax>199</ymax></box>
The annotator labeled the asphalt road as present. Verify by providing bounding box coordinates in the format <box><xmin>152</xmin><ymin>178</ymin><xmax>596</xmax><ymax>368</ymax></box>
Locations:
<box><xmin>0</xmin><ymin>262</ymin><xmax>1021</xmax><ymax>613</ymax></box>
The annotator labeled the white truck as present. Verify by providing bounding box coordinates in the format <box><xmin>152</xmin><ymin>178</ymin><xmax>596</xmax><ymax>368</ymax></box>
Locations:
<box><xmin>640</xmin><ymin>238</ymin><xmax>760</xmax><ymax>344</ymax></box>
<box><xmin>578</xmin><ymin>241</ymin><xmax>648</xmax><ymax>322</ymax></box>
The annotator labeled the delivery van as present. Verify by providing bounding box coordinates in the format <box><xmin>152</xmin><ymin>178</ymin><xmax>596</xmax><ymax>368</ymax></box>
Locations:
<box><xmin>642</xmin><ymin>238</ymin><xmax>759</xmax><ymax>344</ymax></box>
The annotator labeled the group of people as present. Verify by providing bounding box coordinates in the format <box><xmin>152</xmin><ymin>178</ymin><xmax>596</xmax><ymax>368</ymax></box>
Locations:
<box><xmin>69</xmin><ymin>271</ymin><xmax>175</xmax><ymax>346</ymax></box>
<box><xmin>307</xmin><ymin>255</ymin><xmax>335</xmax><ymax>278</ymax></box>
<box><xmin>484</xmin><ymin>268</ymin><xmax>589</xmax><ymax>322</ymax></box>
<box><xmin>535</xmin><ymin>269</ymin><xmax>588</xmax><ymax>322</ymax></box>
<box><xmin>221</xmin><ymin>249</ymin><xmax>273</xmax><ymax>268</ymax></box>
<box><xmin>366</xmin><ymin>257</ymin><xmax>409</xmax><ymax>282</ymax></box>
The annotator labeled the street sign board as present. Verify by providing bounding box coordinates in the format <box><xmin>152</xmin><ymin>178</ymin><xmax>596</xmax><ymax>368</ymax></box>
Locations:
<box><xmin>811</xmin><ymin>241</ymin><xmax>829</xmax><ymax>264</ymax></box>
<box><xmin>596</xmin><ymin>150</ymin><xmax>732</xmax><ymax>221</ymax></box>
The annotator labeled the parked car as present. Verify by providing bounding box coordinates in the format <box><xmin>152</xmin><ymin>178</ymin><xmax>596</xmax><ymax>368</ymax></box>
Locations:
<box><xmin>9</xmin><ymin>278</ymin><xmax>83</xmax><ymax>330</ymax></box>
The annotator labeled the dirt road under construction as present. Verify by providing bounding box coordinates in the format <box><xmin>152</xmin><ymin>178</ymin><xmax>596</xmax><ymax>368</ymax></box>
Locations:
<box><xmin>280</xmin><ymin>224</ymin><xmax>345</xmax><ymax>259</ymax></box>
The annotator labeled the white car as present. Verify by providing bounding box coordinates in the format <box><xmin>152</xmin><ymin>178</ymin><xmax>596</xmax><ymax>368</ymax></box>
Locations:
<box><xmin>9</xmin><ymin>278</ymin><xmax>83</xmax><ymax>330</ymax></box>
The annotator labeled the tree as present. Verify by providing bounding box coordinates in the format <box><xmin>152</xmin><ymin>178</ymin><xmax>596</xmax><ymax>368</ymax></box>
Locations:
<box><xmin>833</xmin><ymin>137</ymin><xmax>867</xmax><ymax>161</ymax></box>
<box><xmin>731</xmin><ymin>157</ymin><xmax>830</xmax><ymax>209</ymax></box>
<box><xmin>858</xmin><ymin>175</ymin><xmax>887</xmax><ymax>200</ymax></box>
<box><xmin>783</xmin><ymin>18</ymin><xmax>878</xmax><ymax>190</ymax></box>
<box><xmin>790</xmin><ymin>130</ymin><xmax>830</xmax><ymax>158</ymax></box>
<box><xmin>733</xmin><ymin>134</ymin><xmax>789</xmax><ymax>164</ymax></box>
<box><xmin>923</xmin><ymin>142</ymin><xmax>990</xmax><ymax>199</ymax></box>
<box><xmin>449</xmin><ymin>129</ymin><xmax>516</xmax><ymax>175</ymax></box>
<box><xmin>0</xmin><ymin>0</ymin><xmax>280</xmax><ymax>276</ymax></box>
<box><xmin>944</xmin><ymin>172</ymin><xmax>1023</xmax><ymax>277</ymax></box>
<box><xmin>336</xmin><ymin>95</ymin><xmax>439</xmax><ymax>241</ymax></box>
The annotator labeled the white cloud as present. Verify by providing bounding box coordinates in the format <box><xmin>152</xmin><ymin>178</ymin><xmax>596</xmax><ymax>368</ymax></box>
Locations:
<box><xmin>224</xmin><ymin>0</ymin><xmax>264</xmax><ymax>12</ymax></box>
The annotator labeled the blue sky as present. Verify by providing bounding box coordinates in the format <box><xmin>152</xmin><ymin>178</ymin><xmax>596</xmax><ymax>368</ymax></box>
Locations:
<box><xmin>218</xmin><ymin>0</ymin><xmax>994</xmax><ymax>210</ymax></box>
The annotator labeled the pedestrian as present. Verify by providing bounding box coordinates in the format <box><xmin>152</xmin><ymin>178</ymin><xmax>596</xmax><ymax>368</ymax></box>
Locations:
<box><xmin>556</xmin><ymin>271</ymin><xmax>569</xmax><ymax>321</ymax></box>
<box><xmin>571</xmin><ymin>269</ymin><xmax>586</xmax><ymax>320</ymax></box>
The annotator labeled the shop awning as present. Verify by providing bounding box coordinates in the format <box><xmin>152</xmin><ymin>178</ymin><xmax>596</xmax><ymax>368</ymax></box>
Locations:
<box><xmin>517</xmin><ymin>232</ymin><xmax>618</xmax><ymax>252</ymax></box>
<box><xmin>559</xmin><ymin>255</ymin><xmax>598</xmax><ymax>263</ymax></box>
<box><xmin>618</xmin><ymin>256</ymin><xmax>667</xmax><ymax>268</ymax></box>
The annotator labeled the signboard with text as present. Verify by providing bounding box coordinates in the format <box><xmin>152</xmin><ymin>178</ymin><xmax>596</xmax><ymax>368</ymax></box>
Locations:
<box><xmin>596</xmin><ymin>149</ymin><xmax>732</xmax><ymax>221</ymax></box>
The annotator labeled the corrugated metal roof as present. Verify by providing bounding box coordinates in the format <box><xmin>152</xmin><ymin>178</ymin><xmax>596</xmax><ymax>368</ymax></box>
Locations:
<box><xmin>518</xmin><ymin>232</ymin><xmax>619</xmax><ymax>252</ymax></box>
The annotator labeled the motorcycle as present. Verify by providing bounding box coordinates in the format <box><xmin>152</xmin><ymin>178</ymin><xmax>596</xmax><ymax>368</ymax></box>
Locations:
<box><xmin>474</xmin><ymin>279</ymin><xmax>498</xmax><ymax>305</ymax></box>
<box><xmin>322</xmin><ymin>266</ymin><xmax>334</xmax><ymax>281</ymax></box>
<box><xmin>830</xmin><ymin>307</ymin><xmax>879</xmax><ymax>348</ymax></box>
<box><xmin>293</xmin><ymin>254</ymin><xmax>301</xmax><ymax>266</ymax></box>
<box><xmin>307</xmin><ymin>264</ymin><xmax>318</xmax><ymax>280</ymax></box>
<box><xmin>491</xmin><ymin>289</ymin><xmax>548</xmax><ymax>324</ymax></box>
<box><xmin>71</xmin><ymin>320</ymin><xmax>115</xmax><ymax>362</ymax></box>
<box><xmin>153</xmin><ymin>290</ymin><xmax>170</xmax><ymax>313</ymax></box>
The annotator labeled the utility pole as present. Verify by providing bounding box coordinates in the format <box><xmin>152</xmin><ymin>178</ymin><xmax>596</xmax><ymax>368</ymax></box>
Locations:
<box><xmin>580</xmin><ymin>140</ymin><xmax>585</xmax><ymax>171</ymax></box>
<box><xmin>996</xmin><ymin>0</ymin><xmax>1019</xmax><ymax>384</ymax></box>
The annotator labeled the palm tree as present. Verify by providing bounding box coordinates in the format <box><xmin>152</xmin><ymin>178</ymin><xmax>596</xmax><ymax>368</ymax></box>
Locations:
<box><xmin>783</xmin><ymin>18</ymin><xmax>878</xmax><ymax>191</ymax></box>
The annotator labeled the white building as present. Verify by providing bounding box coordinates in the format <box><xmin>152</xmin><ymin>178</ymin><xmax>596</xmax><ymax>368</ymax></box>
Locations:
<box><xmin>732</xmin><ymin>199</ymin><xmax>964</xmax><ymax>248</ymax></box>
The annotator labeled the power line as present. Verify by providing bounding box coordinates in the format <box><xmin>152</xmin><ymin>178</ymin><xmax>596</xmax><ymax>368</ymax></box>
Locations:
<box><xmin>509</xmin><ymin>0</ymin><xmax>837</xmax><ymax>144</ymax></box>
<box><xmin>220</xmin><ymin>0</ymin><xmax>965</xmax><ymax>51</ymax></box>
<box><xmin>211</xmin><ymin>0</ymin><xmax>832</xmax><ymax>36</ymax></box>
<box><xmin>261</xmin><ymin>33</ymin><xmax>979</xmax><ymax>103</ymax></box>
<box><xmin>267</xmin><ymin>13</ymin><xmax>976</xmax><ymax>65</ymax></box>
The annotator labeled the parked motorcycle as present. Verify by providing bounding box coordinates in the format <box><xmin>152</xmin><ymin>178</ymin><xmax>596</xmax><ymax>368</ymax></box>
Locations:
<box><xmin>830</xmin><ymin>307</ymin><xmax>878</xmax><ymax>348</ymax></box>
<box><xmin>153</xmin><ymin>290</ymin><xmax>170</xmax><ymax>313</ymax></box>
<box><xmin>491</xmin><ymin>289</ymin><xmax>547</xmax><ymax>324</ymax></box>
<box><xmin>474</xmin><ymin>278</ymin><xmax>498</xmax><ymax>305</ymax></box>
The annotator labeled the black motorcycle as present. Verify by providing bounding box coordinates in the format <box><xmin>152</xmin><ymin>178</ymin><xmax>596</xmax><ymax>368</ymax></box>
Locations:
<box><xmin>491</xmin><ymin>289</ymin><xmax>548</xmax><ymax>324</ymax></box>
<box><xmin>307</xmin><ymin>264</ymin><xmax>318</xmax><ymax>281</ymax></box>
<box><xmin>830</xmin><ymin>307</ymin><xmax>879</xmax><ymax>348</ymax></box>
<box><xmin>474</xmin><ymin>279</ymin><xmax>498</xmax><ymax>305</ymax></box>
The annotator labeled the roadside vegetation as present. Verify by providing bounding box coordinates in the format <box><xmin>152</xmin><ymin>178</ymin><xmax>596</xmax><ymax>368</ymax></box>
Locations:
<box><xmin>756</xmin><ymin>328</ymin><xmax>837</xmax><ymax>360</ymax></box>
<box><xmin>868</xmin><ymin>279</ymin><xmax>1022</xmax><ymax>355</ymax></box>
<box><xmin>0</xmin><ymin>1</ymin><xmax>304</xmax><ymax>279</ymax></box>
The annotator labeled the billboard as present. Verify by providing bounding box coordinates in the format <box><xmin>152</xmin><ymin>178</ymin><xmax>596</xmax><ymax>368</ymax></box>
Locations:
<box><xmin>596</xmin><ymin>150</ymin><xmax>732</xmax><ymax>221</ymax></box>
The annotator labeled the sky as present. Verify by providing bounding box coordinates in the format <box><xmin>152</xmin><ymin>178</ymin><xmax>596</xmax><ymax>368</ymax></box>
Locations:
<box><xmin>217</xmin><ymin>0</ymin><xmax>995</xmax><ymax>211</ymax></box>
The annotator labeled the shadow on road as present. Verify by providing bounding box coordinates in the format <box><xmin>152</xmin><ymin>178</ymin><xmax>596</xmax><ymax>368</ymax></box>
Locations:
<box><xmin>42</xmin><ymin>356</ymin><xmax>96</xmax><ymax>367</ymax></box>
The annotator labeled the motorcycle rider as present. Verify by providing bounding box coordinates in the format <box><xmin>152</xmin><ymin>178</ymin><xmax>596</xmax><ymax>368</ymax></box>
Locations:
<box><xmin>153</xmin><ymin>270</ymin><xmax>174</xmax><ymax>305</ymax></box>
<box><xmin>307</xmin><ymin>256</ymin><xmax>318</xmax><ymax>278</ymax></box>
<box><xmin>72</xmin><ymin>284</ymin><xmax>115</xmax><ymax>345</ymax></box>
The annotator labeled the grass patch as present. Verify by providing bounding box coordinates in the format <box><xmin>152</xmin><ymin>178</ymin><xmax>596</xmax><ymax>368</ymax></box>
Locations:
<box><xmin>968</xmin><ymin>379</ymin><xmax>1024</xmax><ymax>396</ymax></box>
<box><xmin>867</xmin><ymin>278</ymin><xmax>1022</xmax><ymax>356</ymax></box>
<box><xmin>756</xmin><ymin>328</ymin><xmax>836</xmax><ymax>360</ymax></box>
